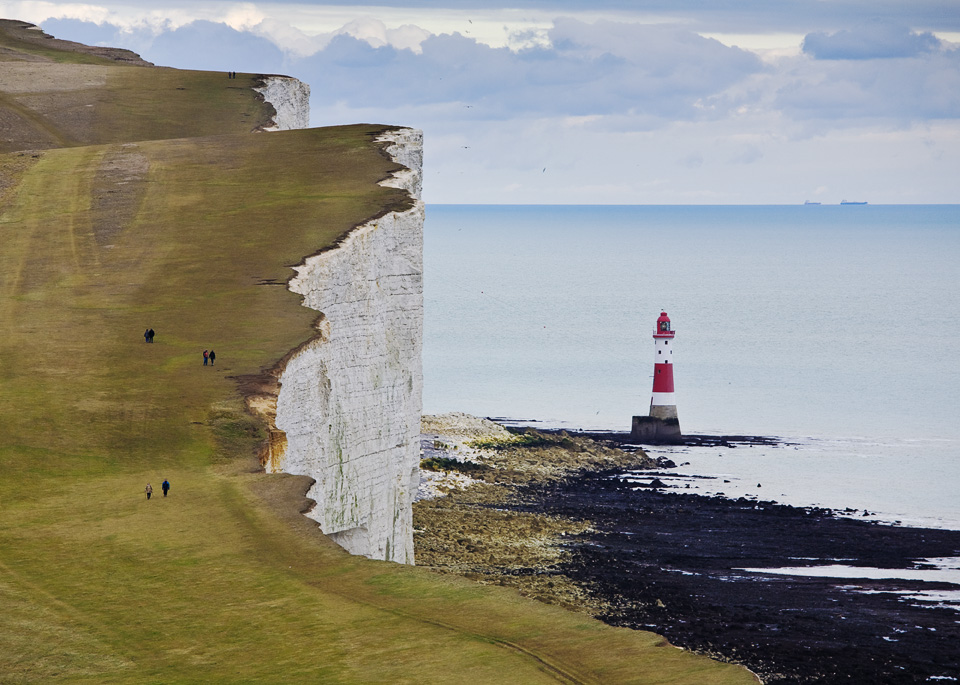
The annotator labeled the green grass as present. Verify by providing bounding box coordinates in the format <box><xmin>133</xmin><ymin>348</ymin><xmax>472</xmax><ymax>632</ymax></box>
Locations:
<box><xmin>0</xmin><ymin>21</ymin><xmax>120</xmax><ymax>65</ymax></box>
<box><xmin>467</xmin><ymin>433</ymin><xmax>554</xmax><ymax>450</ymax></box>
<box><xmin>1</xmin><ymin>64</ymin><xmax>277</xmax><ymax>152</ymax></box>
<box><xmin>0</xmin><ymin>126</ymin><xmax>758</xmax><ymax>683</ymax></box>
<box><xmin>0</xmin><ymin>34</ymin><xmax>758</xmax><ymax>681</ymax></box>
<box><xmin>420</xmin><ymin>456</ymin><xmax>490</xmax><ymax>474</ymax></box>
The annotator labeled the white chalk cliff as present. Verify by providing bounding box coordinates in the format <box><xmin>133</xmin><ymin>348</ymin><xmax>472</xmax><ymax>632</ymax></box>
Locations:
<box><xmin>251</xmin><ymin>77</ymin><xmax>423</xmax><ymax>564</ymax></box>
<box><xmin>262</xmin><ymin>127</ymin><xmax>424</xmax><ymax>565</ymax></box>
<box><xmin>255</xmin><ymin>76</ymin><xmax>311</xmax><ymax>131</ymax></box>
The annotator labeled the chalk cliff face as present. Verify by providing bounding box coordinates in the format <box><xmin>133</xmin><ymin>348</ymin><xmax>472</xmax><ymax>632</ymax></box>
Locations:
<box><xmin>269</xmin><ymin>128</ymin><xmax>424</xmax><ymax>564</ymax></box>
<box><xmin>255</xmin><ymin>76</ymin><xmax>311</xmax><ymax>131</ymax></box>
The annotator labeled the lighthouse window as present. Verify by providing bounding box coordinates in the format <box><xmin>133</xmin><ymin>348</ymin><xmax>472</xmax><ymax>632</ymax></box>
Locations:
<box><xmin>665</xmin><ymin>341</ymin><xmax>669</xmax><ymax>345</ymax></box>
<box><xmin>658</xmin><ymin>350</ymin><xmax>661</xmax><ymax>354</ymax></box>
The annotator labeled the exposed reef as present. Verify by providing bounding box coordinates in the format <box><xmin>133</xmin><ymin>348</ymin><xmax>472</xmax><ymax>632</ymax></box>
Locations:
<box><xmin>534</xmin><ymin>472</ymin><xmax>960</xmax><ymax>684</ymax></box>
<box><xmin>414</xmin><ymin>416</ymin><xmax>960</xmax><ymax>683</ymax></box>
<box><xmin>414</xmin><ymin>414</ymin><xmax>656</xmax><ymax>607</ymax></box>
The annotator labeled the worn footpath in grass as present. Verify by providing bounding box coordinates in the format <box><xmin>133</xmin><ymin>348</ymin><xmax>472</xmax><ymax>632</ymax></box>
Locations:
<box><xmin>0</xmin><ymin>118</ymin><xmax>756</xmax><ymax>681</ymax></box>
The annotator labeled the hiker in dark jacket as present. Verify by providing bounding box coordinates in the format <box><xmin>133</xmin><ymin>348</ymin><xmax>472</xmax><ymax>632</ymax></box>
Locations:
<box><xmin>209</xmin><ymin>350</ymin><xmax>216</xmax><ymax>366</ymax></box>
<box><xmin>161</xmin><ymin>479</ymin><xmax>170</xmax><ymax>497</ymax></box>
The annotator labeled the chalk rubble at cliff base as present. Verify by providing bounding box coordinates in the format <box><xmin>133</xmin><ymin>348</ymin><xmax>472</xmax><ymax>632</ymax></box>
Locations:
<box><xmin>413</xmin><ymin>413</ymin><xmax>657</xmax><ymax>612</ymax></box>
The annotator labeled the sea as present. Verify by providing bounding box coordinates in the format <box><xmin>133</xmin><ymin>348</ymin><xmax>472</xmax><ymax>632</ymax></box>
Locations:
<box><xmin>422</xmin><ymin>204</ymin><xmax>960</xmax><ymax>533</ymax></box>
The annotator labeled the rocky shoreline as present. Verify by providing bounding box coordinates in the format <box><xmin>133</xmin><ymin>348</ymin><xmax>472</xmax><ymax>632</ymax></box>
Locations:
<box><xmin>414</xmin><ymin>414</ymin><xmax>960</xmax><ymax>684</ymax></box>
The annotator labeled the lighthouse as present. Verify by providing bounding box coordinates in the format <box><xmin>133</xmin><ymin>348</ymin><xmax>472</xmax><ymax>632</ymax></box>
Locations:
<box><xmin>631</xmin><ymin>311</ymin><xmax>682</xmax><ymax>443</ymax></box>
<box><xmin>650</xmin><ymin>311</ymin><xmax>678</xmax><ymax>420</ymax></box>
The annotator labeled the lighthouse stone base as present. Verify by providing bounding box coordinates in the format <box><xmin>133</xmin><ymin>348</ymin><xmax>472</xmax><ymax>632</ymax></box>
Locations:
<box><xmin>631</xmin><ymin>415</ymin><xmax>682</xmax><ymax>444</ymax></box>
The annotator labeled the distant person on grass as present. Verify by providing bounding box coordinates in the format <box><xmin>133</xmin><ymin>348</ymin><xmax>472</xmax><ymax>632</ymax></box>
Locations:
<box><xmin>148</xmin><ymin>328</ymin><xmax>155</xmax><ymax>343</ymax></box>
<box><xmin>203</xmin><ymin>350</ymin><xmax>208</xmax><ymax>366</ymax></box>
<box><xmin>209</xmin><ymin>349</ymin><xmax>216</xmax><ymax>366</ymax></box>
<box><xmin>162</xmin><ymin>479</ymin><xmax>170</xmax><ymax>497</ymax></box>
<box><xmin>145</xmin><ymin>483</ymin><xmax>153</xmax><ymax>500</ymax></box>
<box><xmin>144</xmin><ymin>329</ymin><xmax>150</xmax><ymax>343</ymax></box>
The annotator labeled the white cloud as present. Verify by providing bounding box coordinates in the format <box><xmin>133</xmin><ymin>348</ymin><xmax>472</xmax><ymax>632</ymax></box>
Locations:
<box><xmin>774</xmin><ymin>49</ymin><xmax>960</xmax><ymax>121</ymax></box>
<box><xmin>20</xmin><ymin>5</ymin><xmax>960</xmax><ymax>203</ymax></box>
<box><xmin>329</xmin><ymin>17</ymin><xmax>431</xmax><ymax>53</ymax></box>
<box><xmin>248</xmin><ymin>17</ymin><xmax>319</xmax><ymax>57</ymax></box>
<box><xmin>2</xmin><ymin>1</ymin><xmax>112</xmax><ymax>25</ymax></box>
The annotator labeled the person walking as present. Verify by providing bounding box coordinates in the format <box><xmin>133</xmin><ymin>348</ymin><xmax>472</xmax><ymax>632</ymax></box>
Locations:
<box><xmin>161</xmin><ymin>479</ymin><xmax>170</xmax><ymax>497</ymax></box>
<box><xmin>148</xmin><ymin>328</ymin><xmax>155</xmax><ymax>343</ymax></box>
<box><xmin>209</xmin><ymin>350</ymin><xmax>216</xmax><ymax>366</ymax></box>
<box><xmin>145</xmin><ymin>483</ymin><xmax>153</xmax><ymax>500</ymax></box>
<box><xmin>144</xmin><ymin>329</ymin><xmax>150</xmax><ymax>343</ymax></box>
<box><xmin>203</xmin><ymin>350</ymin><xmax>209</xmax><ymax>366</ymax></box>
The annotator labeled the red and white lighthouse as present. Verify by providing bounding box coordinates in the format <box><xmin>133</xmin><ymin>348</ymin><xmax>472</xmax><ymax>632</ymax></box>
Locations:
<box><xmin>631</xmin><ymin>311</ymin><xmax>682</xmax><ymax>442</ymax></box>
<box><xmin>650</xmin><ymin>311</ymin><xmax>678</xmax><ymax>421</ymax></box>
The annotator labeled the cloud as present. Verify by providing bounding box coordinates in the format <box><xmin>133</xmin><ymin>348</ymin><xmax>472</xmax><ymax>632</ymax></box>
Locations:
<box><xmin>802</xmin><ymin>25</ymin><xmax>942</xmax><ymax>60</ymax></box>
<box><xmin>332</xmin><ymin>17</ymin><xmax>432</xmax><ymax>52</ymax></box>
<box><xmin>776</xmin><ymin>48</ymin><xmax>960</xmax><ymax>121</ymax></box>
<box><xmin>39</xmin><ymin>18</ymin><xmax>286</xmax><ymax>72</ymax></box>
<box><xmin>295</xmin><ymin>20</ymin><xmax>763</xmax><ymax>124</ymax></box>
<box><xmin>148</xmin><ymin>20</ymin><xmax>286</xmax><ymax>73</ymax></box>
<box><xmin>40</xmin><ymin>18</ymin><xmax>139</xmax><ymax>50</ymax></box>
<box><xmin>29</xmin><ymin>11</ymin><xmax>960</xmax><ymax>203</ymax></box>
<box><xmin>246</xmin><ymin>17</ymin><xmax>320</xmax><ymax>57</ymax></box>
<box><xmin>39</xmin><ymin>15</ymin><xmax>960</xmax><ymax>126</ymax></box>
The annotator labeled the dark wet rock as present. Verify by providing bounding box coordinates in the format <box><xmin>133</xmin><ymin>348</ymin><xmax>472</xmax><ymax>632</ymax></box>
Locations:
<box><xmin>513</xmin><ymin>470</ymin><xmax>960</xmax><ymax>685</ymax></box>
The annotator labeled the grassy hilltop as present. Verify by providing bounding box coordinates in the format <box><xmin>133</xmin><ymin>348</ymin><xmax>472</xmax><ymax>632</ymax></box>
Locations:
<box><xmin>0</xmin><ymin>21</ymin><xmax>756</xmax><ymax>683</ymax></box>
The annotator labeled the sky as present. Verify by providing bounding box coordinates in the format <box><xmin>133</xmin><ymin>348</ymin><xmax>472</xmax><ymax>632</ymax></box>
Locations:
<box><xmin>3</xmin><ymin>1</ymin><xmax>959</xmax><ymax>204</ymax></box>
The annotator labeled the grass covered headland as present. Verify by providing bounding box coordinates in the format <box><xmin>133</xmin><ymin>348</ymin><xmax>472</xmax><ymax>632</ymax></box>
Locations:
<box><xmin>0</xmin><ymin>20</ymin><xmax>756</xmax><ymax>683</ymax></box>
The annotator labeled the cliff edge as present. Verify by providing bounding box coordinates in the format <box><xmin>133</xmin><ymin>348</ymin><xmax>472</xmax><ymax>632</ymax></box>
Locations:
<box><xmin>0</xmin><ymin>23</ymin><xmax>757</xmax><ymax>683</ymax></box>
<box><xmin>267</xmin><ymin>128</ymin><xmax>423</xmax><ymax>564</ymax></box>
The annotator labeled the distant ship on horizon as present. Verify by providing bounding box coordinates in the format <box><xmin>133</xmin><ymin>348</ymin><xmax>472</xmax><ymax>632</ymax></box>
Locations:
<box><xmin>804</xmin><ymin>200</ymin><xmax>821</xmax><ymax>205</ymax></box>
<box><xmin>840</xmin><ymin>200</ymin><xmax>868</xmax><ymax>205</ymax></box>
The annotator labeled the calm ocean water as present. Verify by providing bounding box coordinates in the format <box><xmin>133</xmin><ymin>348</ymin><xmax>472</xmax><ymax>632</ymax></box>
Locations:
<box><xmin>423</xmin><ymin>205</ymin><xmax>960</xmax><ymax>529</ymax></box>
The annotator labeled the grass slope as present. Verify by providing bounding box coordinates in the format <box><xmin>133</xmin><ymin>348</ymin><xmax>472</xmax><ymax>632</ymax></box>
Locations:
<box><xmin>0</xmin><ymin>22</ymin><xmax>276</xmax><ymax>153</ymax></box>
<box><xmin>0</xmin><ymin>25</ymin><xmax>757</xmax><ymax>683</ymax></box>
<box><xmin>0</xmin><ymin>125</ymin><xmax>755</xmax><ymax>684</ymax></box>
